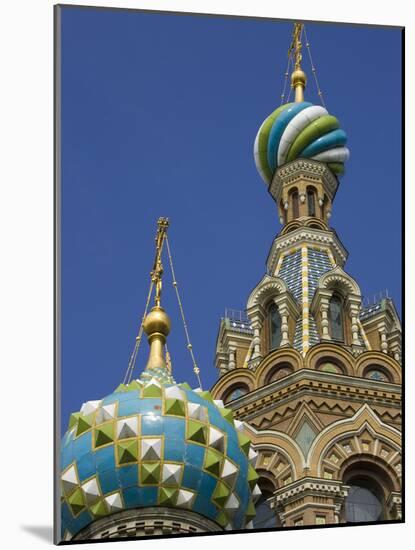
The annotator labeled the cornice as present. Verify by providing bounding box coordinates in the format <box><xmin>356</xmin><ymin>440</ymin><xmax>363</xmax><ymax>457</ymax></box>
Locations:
<box><xmin>227</xmin><ymin>369</ymin><xmax>401</xmax><ymax>423</ymax></box>
<box><xmin>266</xmin><ymin>226</ymin><xmax>348</xmax><ymax>274</ymax></box>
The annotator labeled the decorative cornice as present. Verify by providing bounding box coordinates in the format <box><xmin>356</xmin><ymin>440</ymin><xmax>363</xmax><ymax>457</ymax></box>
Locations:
<box><xmin>226</xmin><ymin>368</ymin><xmax>401</xmax><ymax>422</ymax></box>
<box><xmin>267</xmin><ymin>227</ymin><xmax>348</xmax><ymax>274</ymax></box>
<box><xmin>271</xmin><ymin>477</ymin><xmax>347</xmax><ymax>507</ymax></box>
<box><xmin>269</xmin><ymin>159</ymin><xmax>339</xmax><ymax>204</ymax></box>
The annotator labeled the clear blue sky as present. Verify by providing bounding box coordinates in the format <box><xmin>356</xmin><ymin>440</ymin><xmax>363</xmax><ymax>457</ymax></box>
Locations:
<box><xmin>60</xmin><ymin>7</ymin><xmax>402</xmax><ymax>431</ymax></box>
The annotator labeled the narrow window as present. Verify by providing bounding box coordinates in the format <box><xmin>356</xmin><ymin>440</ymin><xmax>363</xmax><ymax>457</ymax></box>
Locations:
<box><xmin>292</xmin><ymin>191</ymin><xmax>299</xmax><ymax>218</ymax></box>
<box><xmin>269</xmin><ymin>303</ymin><xmax>282</xmax><ymax>350</ymax></box>
<box><xmin>307</xmin><ymin>188</ymin><xmax>316</xmax><ymax>216</ymax></box>
<box><xmin>329</xmin><ymin>294</ymin><xmax>344</xmax><ymax>341</ymax></box>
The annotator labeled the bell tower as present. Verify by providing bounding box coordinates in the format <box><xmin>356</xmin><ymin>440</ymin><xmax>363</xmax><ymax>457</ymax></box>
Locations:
<box><xmin>211</xmin><ymin>23</ymin><xmax>402</xmax><ymax>528</ymax></box>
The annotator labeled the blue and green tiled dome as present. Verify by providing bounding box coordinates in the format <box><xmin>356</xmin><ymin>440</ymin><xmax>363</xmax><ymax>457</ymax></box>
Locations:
<box><xmin>253</xmin><ymin>101</ymin><xmax>350</xmax><ymax>185</ymax></box>
<box><xmin>61</xmin><ymin>375</ymin><xmax>261</xmax><ymax>540</ymax></box>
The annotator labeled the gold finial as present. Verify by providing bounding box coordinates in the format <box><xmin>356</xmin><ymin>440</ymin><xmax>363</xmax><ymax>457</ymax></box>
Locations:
<box><xmin>143</xmin><ymin>217</ymin><xmax>171</xmax><ymax>373</ymax></box>
<box><xmin>289</xmin><ymin>23</ymin><xmax>307</xmax><ymax>102</ymax></box>
<box><xmin>151</xmin><ymin>217</ymin><xmax>169</xmax><ymax>307</ymax></box>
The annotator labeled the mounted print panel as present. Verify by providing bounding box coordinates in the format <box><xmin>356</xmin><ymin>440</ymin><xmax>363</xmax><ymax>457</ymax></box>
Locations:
<box><xmin>55</xmin><ymin>5</ymin><xmax>403</xmax><ymax>544</ymax></box>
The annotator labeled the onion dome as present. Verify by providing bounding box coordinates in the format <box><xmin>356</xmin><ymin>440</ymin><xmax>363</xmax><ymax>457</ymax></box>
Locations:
<box><xmin>254</xmin><ymin>101</ymin><xmax>349</xmax><ymax>185</ymax></box>
<box><xmin>60</xmin><ymin>218</ymin><xmax>261</xmax><ymax>541</ymax></box>
<box><xmin>60</xmin><ymin>378</ymin><xmax>260</xmax><ymax>540</ymax></box>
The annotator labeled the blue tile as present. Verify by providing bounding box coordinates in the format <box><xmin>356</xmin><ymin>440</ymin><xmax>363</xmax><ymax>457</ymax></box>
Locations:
<box><xmin>122</xmin><ymin>486</ymin><xmax>141</xmax><ymax>508</ymax></box>
<box><xmin>61</xmin><ymin>440</ymin><xmax>74</xmax><ymax>470</ymax></box>
<box><xmin>164</xmin><ymin>438</ymin><xmax>185</xmax><ymax>461</ymax></box>
<box><xmin>182</xmin><ymin>464</ymin><xmax>202</xmax><ymax>492</ymax></box>
<box><xmin>185</xmin><ymin>443</ymin><xmax>206</xmax><ymax>468</ymax></box>
<box><xmin>99</xmin><ymin>469</ymin><xmax>119</xmax><ymax>495</ymax></box>
<box><xmin>101</xmin><ymin>394</ymin><xmax>119</xmax><ymax>406</ymax></box>
<box><xmin>163</xmin><ymin>416</ymin><xmax>185</xmax><ymax>440</ymax></box>
<box><xmin>77</xmin><ymin>451</ymin><xmax>96</xmax><ymax>482</ymax></box>
<box><xmin>70</xmin><ymin>509</ymin><xmax>92</xmax><ymax>535</ymax></box>
<box><xmin>185</xmin><ymin>392</ymin><xmax>206</xmax><ymax>406</ymax></box>
<box><xmin>227</xmin><ymin>438</ymin><xmax>244</xmax><ymax>465</ymax></box>
<box><xmin>61</xmin><ymin>501</ymin><xmax>73</xmax><ymax>528</ymax></box>
<box><xmin>73</xmin><ymin>432</ymin><xmax>92</xmax><ymax>459</ymax></box>
<box><xmin>193</xmin><ymin>496</ymin><xmax>217</xmax><ymax>520</ymax></box>
<box><xmin>113</xmin><ymin>391</ymin><xmax>140</xmax><ymax>403</ymax></box>
<box><xmin>118</xmin><ymin>397</ymin><xmax>161</xmax><ymax>417</ymax></box>
<box><xmin>141</xmin><ymin>413</ymin><xmax>163</xmax><ymax>435</ymax></box>
<box><xmin>95</xmin><ymin>445</ymin><xmax>116</xmax><ymax>473</ymax></box>
<box><xmin>118</xmin><ymin>464</ymin><xmax>138</xmax><ymax>488</ymax></box>
<box><xmin>137</xmin><ymin>486</ymin><xmax>158</xmax><ymax>506</ymax></box>
<box><xmin>199</xmin><ymin>471</ymin><xmax>217</xmax><ymax>497</ymax></box>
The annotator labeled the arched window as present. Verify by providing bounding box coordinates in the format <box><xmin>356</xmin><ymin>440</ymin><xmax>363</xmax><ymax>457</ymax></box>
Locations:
<box><xmin>329</xmin><ymin>294</ymin><xmax>344</xmax><ymax>342</ymax></box>
<box><xmin>279</xmin><ymin>200</ymin><xmax>287</xmax><ymax>224</ymax></box>
<box><xmin>266</xmin><ymin>363</ymin><xmax>294</xmax><ymax>384</ymax></box>
<box><xmin>307</xmin><ymin>188</ymin><xmax>316</xmax><ymax>216</ymax></box>
<box><xmin>269</xmin><ymin>303</ymin><xmax>282</xmax><ymax>350</ymax></box>
<box><xmin>224</xmin><ymin>384</ymin><xmax>248</xmax><ymax>404</ymax></box>
<box><xmin>364</xmin><ymin>366</ymin><xmax>390</xmax><ymax>383</ymax></box>
<box><xmin>318</xmin><ymin>362</ymin><xmax>342</xmax><ymax>374</ymax></box>
<box><xmin>291</xmin><ymin>191</ymin><xmax>299</xmax><ymax>218</ymax></box>
<box><xmin>344</xmin><ymin>476</ymin><xmax>385</xmax><ymax>523</ymax></box>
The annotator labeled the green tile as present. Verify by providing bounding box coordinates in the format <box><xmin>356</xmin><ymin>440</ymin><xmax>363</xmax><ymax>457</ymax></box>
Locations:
<box><xmin>90</xmin><ymin>500</ymin><xmax>108</xmax><ymax>518</ymax></box>
<box><xmin>94</xmin><ymin>422</ymin><xmax>115</xmax><ymax>448</ymax></box>
<box><xmin>204</xmin><ymin>449</ymin><xmax>223</xmax><ymax>478</ymax></box>
<box><xmin>165</xmin><ymin>398</ymin><xmax>186</xmax><ymax>416</ymax></box>
<box><xmin>117</xmin><ymin>440</ymin><xmax>138</xmax><ymax>465</ymax></box>
<box><xmin>212</xmin><ymin>480</ymin><xmax>230</xmax><ymax>508</ymax></box>
<box><xmin>140</xmin><ymin>462</ymin><xmax>160</xmax><ymax>485</ymax></box>
<box><xmin>247</xmin><ymin>464</ymin><xmax>259</xmax><ymax>489</ymax></box>
<box><xmin>187</xmin><ymin>420</ymin><xmax>207</xmax><ymax>445</ymax></box>
<box><xmin>67</xmin><ymin>488</ymin><xmax>85</xmax><ymax>516</ymax></box>
<box><xmin>238</xmin><ymin>432</ymin><xmax>251</xmax><ymax>456</ymax></box>
<box><xmin>75</xmin><ymin>413</ymin><xmax>94</xmax><ymax>437</ymax></box>
<box><xmin>158</xmin><ymin>487</ymin><xmax>178</xmax><ymax>506</ymax></box>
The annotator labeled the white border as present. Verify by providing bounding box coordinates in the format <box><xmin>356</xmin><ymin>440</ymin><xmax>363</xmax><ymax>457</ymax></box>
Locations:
<box><xmin>0</xmin><ymin>1</ymin><xmax>412</xmax><ymax>548</ymax></box>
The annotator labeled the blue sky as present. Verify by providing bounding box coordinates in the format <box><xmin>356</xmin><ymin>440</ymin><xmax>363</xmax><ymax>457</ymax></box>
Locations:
<box><xmin>60</xmin><ymin>7</ymin><xmax>402</xmax><ymax>431</ymax></box>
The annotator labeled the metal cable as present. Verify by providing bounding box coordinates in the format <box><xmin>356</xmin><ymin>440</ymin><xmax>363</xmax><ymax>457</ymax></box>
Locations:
<box><xmin>303</xmin><ymin>26</ymin><xmax>327</xmax><ymax>108</ymax></box>
<box><xmin>165</xmin><ymin>235</ymin><xmax>203</xmax><ymax>389</ymax></box>
<box><xmin>123</xmin><ymin>280</ymin><xmax>154</xmax><ymax>385</ymax></box>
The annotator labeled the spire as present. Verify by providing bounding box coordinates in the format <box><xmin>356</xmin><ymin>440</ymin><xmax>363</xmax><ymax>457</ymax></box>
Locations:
<box><xmin>141</xmin><ymin>217</ymin><xmax>174</xmax><ymax>382</ymax></box>
<box><xmin>289</xmin><ymin>23</ymin><xmax>307</xmax><ymax>102</ymax></box>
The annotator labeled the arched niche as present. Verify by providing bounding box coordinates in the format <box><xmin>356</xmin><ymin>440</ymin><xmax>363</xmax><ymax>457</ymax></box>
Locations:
<box><xmin>223</xmin><ymin>383</ymin><xmax>250</xmax><ymax>404</ymax></box>
<box><xmin>256</xmin><ymin>348</ymin><xmax>303</xmax><ymax>388</ymax></box>
<box><xmin>355</xmin><ymin>353</ymin><xmax>401</xmax><ymax>384</ymax></box>
<box><xmin>305</xmin><ymin>343</ymin><xmax>355</xmax><ymax>377</ymax></box>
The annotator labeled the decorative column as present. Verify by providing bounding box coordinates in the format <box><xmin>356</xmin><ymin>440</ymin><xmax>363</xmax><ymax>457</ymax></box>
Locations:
<box><xmin>252</xmin><ymin>321</ymin><xmax>262</xmax><ymax>359</ymax></box>
<box><xmin>378</xmin><ymin>322</ymin><xmax>389</xmax><ymax>354</ymax></box>
<box><xmin>320</xmin><ymin>299</ymin><xmax>331</xmax><ymax>340</ymax></box>
<box><xmin>349</xmin><ymin>302</ymin><xmax>361</xmax><ymax>346</ymax></box>
<box><xmin>278</xmin><ymin>305</ymin><xmax>290</xmax><ymax>346</ymax></box>
<box><xmin>386</xmin><ymin>492</ymin><xmax>402</xmax><ymax>520</ymax></box>
<box><xmin>228</xmin><ymin>347</ymin><xmax>236</xmax><ymax>370</ymax></box>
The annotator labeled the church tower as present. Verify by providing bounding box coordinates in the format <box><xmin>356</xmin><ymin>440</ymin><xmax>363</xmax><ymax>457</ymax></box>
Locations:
<box><xmin>211</xmin><ymin>23</ymin><xmax>402</xmax><ymax>527</ymax></box>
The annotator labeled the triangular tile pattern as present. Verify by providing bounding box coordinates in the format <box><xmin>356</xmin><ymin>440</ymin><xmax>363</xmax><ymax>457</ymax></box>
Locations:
<box><xmin>116</xmin><ymin>417</ymin><xmax>139</xmax><ymax>440</ymax></box>
<box><xmin>141</xmin><ymin>438</ymin><xmax>162</xmax><ymax>461</ymax></box>
<box><xmin>81</xmin><ymin>478</ymin><xmax>101</xmax><ymax>505</ymax></box>
<box><xmin>176</xmin><ymin>488</ymin><xmax>195</xmax><ymax>509</ymax></box>
<box><xmin>61</xmin><ymin>464</ymin><xmax>79</xmax><ymax>497</ymax></box>
<box><xmin>162</xmin><ymin>463</ymin><xmax>183</xmax><ymax>486</ymax></box>
<box><xmin>105</xmin><ymin>492</ymin><xmax>123</xmax><ymax>513</ymax></box>
<box><xmin>61</xmin><ymin>380</ymin><xmax>261</xmax><ymax>539</ymax></box>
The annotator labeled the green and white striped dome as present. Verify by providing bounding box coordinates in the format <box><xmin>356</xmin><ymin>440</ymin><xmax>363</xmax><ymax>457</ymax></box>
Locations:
<box><xmin>254</xmin><ymin>101</ymin><xmax>349</xmax><ymax>184</ymax></box>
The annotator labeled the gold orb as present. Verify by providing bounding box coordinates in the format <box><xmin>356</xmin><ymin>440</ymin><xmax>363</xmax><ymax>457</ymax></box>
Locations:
<box><xmin>143</xmin><ymin>306</ymin><xmax>171</xmax><ymax>337</ymax></box>
<box><xmin>291</xmin><ymin>68</ymin><xmax>307</xmax><ymax>87</ymax></box>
